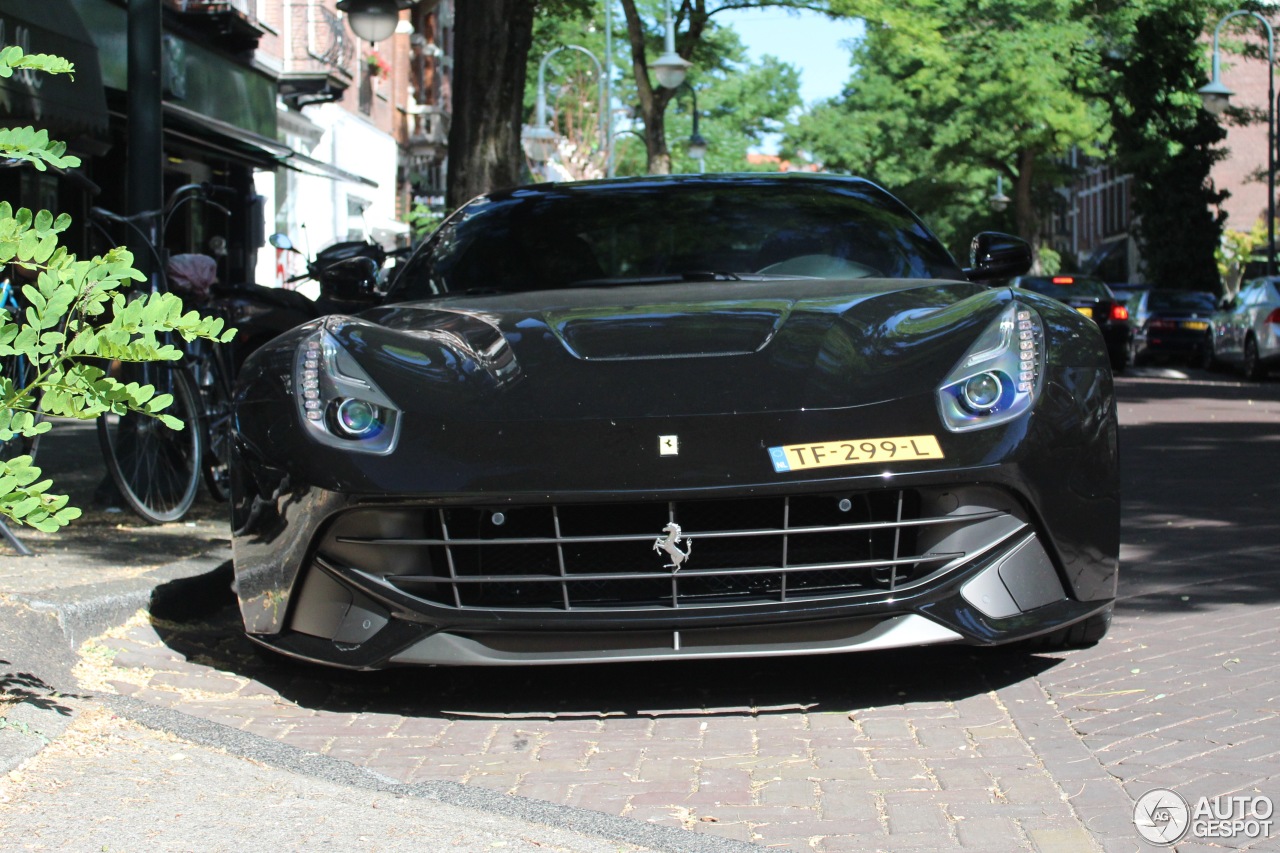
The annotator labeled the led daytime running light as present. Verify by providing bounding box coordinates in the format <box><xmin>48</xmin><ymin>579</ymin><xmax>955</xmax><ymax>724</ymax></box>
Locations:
<box><xmin>937</xmin><ymin>302</ymin><xmax>1045</xmax><ymax>432</ymax></box>
<box><xmin>295</xmin><ymin>321</ymin><xmax>401</xmax><ymax>455</ymax></box>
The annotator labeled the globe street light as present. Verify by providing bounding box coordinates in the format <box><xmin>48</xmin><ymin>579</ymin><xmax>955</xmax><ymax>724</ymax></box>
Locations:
<box><xmin>1200</xmin><ymin>10</ymin><xmax>1276</xmax><ymax>276</ymax></box>
<box><xmin>651</xmin><ymin>0</ymin><xmax>691</xmax><ymax>90</ymax></box>
<box><xmin>337</xmin><ymin>0</ymin><xmax>424</xmax><ymax>45</ymax></box>
<box><xmin>521</xmin><ymin>45</ymin><xmax>608</xmax><ymax>174</ymax></box>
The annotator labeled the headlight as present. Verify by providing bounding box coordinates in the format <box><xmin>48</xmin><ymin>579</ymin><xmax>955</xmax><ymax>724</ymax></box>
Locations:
<box><xmin>937</xmin><ymin>301</ymin><xmax>1044</xmax><ymax>432</ymax></box>
<box><xmin>295</xmin><ymin>320</ymin><xmax>401</xmax><ymax>454</ymax></box>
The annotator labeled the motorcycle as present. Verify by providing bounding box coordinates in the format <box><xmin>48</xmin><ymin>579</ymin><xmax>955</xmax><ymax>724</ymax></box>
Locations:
<box><xmin>209</xmin><ymin>233</ymin><xmax>389</xmax><ymax>373</ymax></box>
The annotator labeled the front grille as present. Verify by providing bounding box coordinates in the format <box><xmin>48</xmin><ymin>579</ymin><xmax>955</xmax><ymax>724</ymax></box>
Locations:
<box><xmin>318</xmin><ymin>488</ymin><xmax>1025</xmax><ymax>612</ymax></box>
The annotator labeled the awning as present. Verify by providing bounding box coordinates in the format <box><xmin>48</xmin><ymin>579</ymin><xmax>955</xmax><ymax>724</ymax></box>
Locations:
<box><xmin>0</xmin><ymin>0</ymin><xmax>108</xmax><ymax>136</ymax></box>
<box><xmin>162</xmin><ymin>102</ymin><xmax>378</xmax><ymax>188</ymax></box>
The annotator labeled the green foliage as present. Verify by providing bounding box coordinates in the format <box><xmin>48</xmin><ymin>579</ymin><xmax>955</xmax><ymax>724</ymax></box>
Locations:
<box><xmin>0</xmin><ymin>46</ymin><xmax>234</xmax><ymax>531</ymax></box>
<box><xmin>406</xmin><ymin>202</ymin><xmax>446</xmax><ymax>239</ymax></box>
<box><xmin>789</xmin><ymin>0</ymin><xmax>1112</xmax><ymax>259</ymax></box>
<box><xmin>1217</xmin><ymin>218</ymin><xmax>1268</xmax><ymax>297</ymax></box>
<box><xmin>0</xmin><ymin>48</ymin><xmax>82</xmax><ymax>173</ymax></box>
<box><xmin>527</xmin><ymin>2</ymin><xmax>805</xmax><ymax>176</ymax></box>
<box><xmin>1106</xmin><ymin>0</ymin><xmax>1231</xmax><ymax>292</ymax></box>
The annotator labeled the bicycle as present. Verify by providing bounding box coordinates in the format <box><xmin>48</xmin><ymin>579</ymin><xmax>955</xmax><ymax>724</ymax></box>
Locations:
<box><xmin>88</xmin><ymin>183</ymin><xmax>235</xmax><ymax>523</ymax></box>
<box><xmin>0</xmin><ymin>272</ymin><xmax>43</xmax><ymax>464</ymax></box>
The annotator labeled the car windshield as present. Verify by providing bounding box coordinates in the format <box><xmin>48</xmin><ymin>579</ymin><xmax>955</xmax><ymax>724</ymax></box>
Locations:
<box><xmin>1146</xmin><ymin>291</ymin><xmax>1215</xmax><ymax>312</ymax></box>
<box><xmin>389</xmin><ymin>177</ymin><xmax>964</xmax><ymax>300</ymax></box>
<box><xmin>1016</xmin><ymin>276</ymin><xmax>1112</xmax><ymax>299</ymax></box>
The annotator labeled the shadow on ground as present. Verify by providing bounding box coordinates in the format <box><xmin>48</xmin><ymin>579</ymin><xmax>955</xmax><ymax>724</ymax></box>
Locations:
<box><xmin>147</xmin><ymin>567</ymin><xmax>1060</xmax><ymax>721</ymax></box>
<box><xmin>1116</xmin><ymin>379</ymin><xmax>1280</xmax><ymax>609</ymax></box>
<box><xmin>0</xmin><ymin>662</ymin><xmax>79</xmax><ymax>716</ymax></box>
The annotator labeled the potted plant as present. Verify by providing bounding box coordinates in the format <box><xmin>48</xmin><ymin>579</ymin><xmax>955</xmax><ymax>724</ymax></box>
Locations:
<box><xmin>365</xmin><ymin>51</ymin><xmax>390</xmax><ymax>79</ymax></box>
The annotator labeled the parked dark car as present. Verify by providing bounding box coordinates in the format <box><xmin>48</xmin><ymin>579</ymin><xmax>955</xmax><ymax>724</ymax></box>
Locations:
<box><xmin>1128</xmin><ymin>289</ymin><xmax>1216</xmax><ymax>366</ymax></box>
<box><xmin>1010</xmin><ymin>274</ymin><xmax>1131</xmax><ymax>372</ymax></box>
<box><xmin>1109</xmin><ymin>283</ymin><xmax>1151</xmax><ymax>305</ymax></box>
<box><xmin>231</xmin><ymin>174</ymin><xmax>1119</xmax><ymax>670</ymax></box>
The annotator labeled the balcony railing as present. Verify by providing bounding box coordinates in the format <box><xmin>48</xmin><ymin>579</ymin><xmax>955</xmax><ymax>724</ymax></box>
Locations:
<box><xmin>279</xmin><ymin>2</ymin><xmax>354</xmax><ymax>108</ymax></box>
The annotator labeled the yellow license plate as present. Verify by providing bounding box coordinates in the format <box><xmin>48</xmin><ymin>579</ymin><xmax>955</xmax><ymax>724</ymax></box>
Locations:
<box><xmin>1182</xmin><ymin>321</ymin><xmax>1209</xmax><ymax>331</ymax></box>
<box><xmin>769</xmin><ymin>435</ymin><xmax>944</xmax><ymax>472</ymax></box>
<box><xmin>1076</xmin><ymin>306</ymin><xmax>1094</xmax><ymax>318</ymax></box>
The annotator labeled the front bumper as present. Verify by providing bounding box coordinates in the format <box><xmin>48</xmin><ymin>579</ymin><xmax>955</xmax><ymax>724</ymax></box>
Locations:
<box><xmin>232</xmin><ymin>471</ymin><xmax>1117</xmax><ymax>669</ymax></box>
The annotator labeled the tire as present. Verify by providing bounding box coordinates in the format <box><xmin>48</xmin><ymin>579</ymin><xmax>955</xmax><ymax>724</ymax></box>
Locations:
<box><xmin>1243</xmin><ymin>335</ymin><xmax>1266</xmax><ymax>381</ymax></box>
<box><xmin>1130</xmin><ymin>340</ymin><xmax>1147</xmax><ymax>368</ymax></box>
<box><xmin>1022</xmin><ymin>606</ymin><xmax>1112</xmax><ymax>651</ymax></box>
<box><xmin>1110</xmin><ymin>346</ymin><xmax>1127</xmax><ymax>374</ymax></box>
<box><xmin>1198</xmin><ymin>334</ymin><xmax>1219</xmax><ymax>371</ymax></box>
<box><xmin>193</xmin><ymin>346</ymin><xmax>234</xmax><ymax>503</ymax></box>
<box><xmin>97</xmin><ymin>360</ymin><xmax>204</xmax><ymax>524</ymax></box>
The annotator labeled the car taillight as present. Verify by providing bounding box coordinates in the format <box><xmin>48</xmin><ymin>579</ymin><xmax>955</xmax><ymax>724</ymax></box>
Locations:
<box><xmin>1266</xmin><ymin>308</ymin><xmax>1280</xmax><ymax>324</ymax></box>
<box><xmin>1111</xmin><ymin>304</ymin><xmax>1129</xmax><ymax>321</ymax></box>
<box><xmin>1148</xmin><ymin>318</ymin><xmax>1176</xmax><ymax>330</ymax></box>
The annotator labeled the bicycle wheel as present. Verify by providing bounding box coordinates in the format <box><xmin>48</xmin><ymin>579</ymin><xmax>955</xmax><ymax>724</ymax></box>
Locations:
<box><xmin>0</xmin><ymin>354</ymin><xmax>42</xmax><ymax>462</ymax></box>
<box><xmin>97</xmin><ymin>360</ymin><xmax>204</xmax><ymax>523</ymax></box>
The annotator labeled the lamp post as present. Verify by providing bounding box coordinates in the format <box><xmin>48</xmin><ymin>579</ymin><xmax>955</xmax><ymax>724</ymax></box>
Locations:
<box><xmin>990</xmin><ymin>174</ymin><xmax>1011</xmax><ymax>213</ymax></box>
<box><xmin>1200</xmin><ymin>10</ymin><xmax>1276</xmax><ymax>276</ymax></box>
<box><xmin>678</xmin><ymin>84</ymin><xmax>708</xmax><ymax>172</ymax></box>
<box><xmin>521</xmin><ymin>45</ymin><xmax>609</xmax><ymax>176</ymax></box>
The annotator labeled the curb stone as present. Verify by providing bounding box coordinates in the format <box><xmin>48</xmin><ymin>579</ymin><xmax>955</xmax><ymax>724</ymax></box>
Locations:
<box><xmin>107</xmin><ymin>694</ymin><xmax>759</xmax><ymax>853</ymax></box>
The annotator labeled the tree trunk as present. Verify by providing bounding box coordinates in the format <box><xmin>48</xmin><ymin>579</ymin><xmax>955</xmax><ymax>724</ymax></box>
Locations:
<box><xmin>618</xmin><ymin>0</ymin><xmax>706</xmax><ymax>174</ymax></box>
<box><xmin>1013</xmin><ymin>148</ymin><xmax>1039</xmax><ymax>263</ymax></box>
<box><xmin>446</xmin><ymin>0</ymin><xmax>537</xmax><ymax>210</ymax></box>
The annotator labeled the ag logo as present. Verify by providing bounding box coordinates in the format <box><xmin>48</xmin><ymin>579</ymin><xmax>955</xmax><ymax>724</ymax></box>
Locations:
<box><xmin>1134</xmin><ymin>788</ymin><xmax>1190</xmax><ymax>846</ymax></box>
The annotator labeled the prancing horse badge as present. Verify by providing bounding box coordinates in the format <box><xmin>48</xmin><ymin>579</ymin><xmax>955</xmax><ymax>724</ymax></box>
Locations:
<box><xmin>653</xmin><ymin>522</ymin><xmax>692</xmax><ymax>571</ymax></box>
<box><xmin>659</xmin><ymin>435</ymin><xmax>679</xmax><ymax>456</ymax></box>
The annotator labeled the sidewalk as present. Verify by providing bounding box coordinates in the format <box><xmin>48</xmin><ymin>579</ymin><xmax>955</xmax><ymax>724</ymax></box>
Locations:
<box><xmin>0</xmin><ymin>422</ymin><xmax>736</xmax><ymax>853</ymax></box>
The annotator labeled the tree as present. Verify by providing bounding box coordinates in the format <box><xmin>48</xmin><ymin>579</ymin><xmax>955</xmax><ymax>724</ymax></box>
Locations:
<box><xmin>445</xmin><ymin>0</ymin><xmax>539</xmax><ymax>209</ymax></box>
<box><xmin>618</xmin><ymin>0</ymin><xmax>820</xmax><ymax>174</ymax></box>
<box><xmin>0</xmin><ymin>46</ymin><xmax>231</xmax><ymax>531</ymax></box>
<box><xmin>789</xmin><ymin>0</ymin><xmax>1112</xmax><ymax>261</ymax></box>
<box><xmin>1105</xmin><ymin>0</ymin><xmax>1231</xmax><ymax>292</ymax></box>
<box><xmin>528</xmin><ymin>0</ymin><xmax>803</xmax><ymax>177</ymax></box>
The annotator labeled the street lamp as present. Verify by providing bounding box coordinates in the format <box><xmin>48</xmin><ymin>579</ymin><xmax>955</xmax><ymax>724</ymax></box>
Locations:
<box><xmin>337</xmin><ymin>0</ymin><xmax>424</xmax><ymax>45</ymax></box>
<box><xmin>1200</xmin><ymin>10</ymin><xmax>1276</xmax><ymax>276</ymax></box>
<box><xmin>990</xmin><ymin>174</ymin><xmax>1011</xmax><ymax>213</ymax></box>
<box><xmin>521</xmin><ymin>45</ymin><xmax>608</xmax><ymax>174</ymax></box>
<box><xmin>650</xmin><ymin>0</ymin><xmax>691</xmax><ymax>90</ymax></box>
<box><xmin>678</xmin><ymin>84</ymin><xmax>708</xmax><ymax>172</ymax></box>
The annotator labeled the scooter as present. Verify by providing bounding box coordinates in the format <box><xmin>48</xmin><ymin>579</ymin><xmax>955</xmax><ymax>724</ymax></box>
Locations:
<box><xmin>209</xmin><ymin>233</ymin><xmax>388</xmax><ymax>373</ymax></box>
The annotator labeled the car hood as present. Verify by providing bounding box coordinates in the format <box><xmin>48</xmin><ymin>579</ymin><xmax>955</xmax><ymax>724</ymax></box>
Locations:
<box><xmin>340</xmin><ymin>278</ymin><xmax>1004</xmax><ymax>421</ymax></box>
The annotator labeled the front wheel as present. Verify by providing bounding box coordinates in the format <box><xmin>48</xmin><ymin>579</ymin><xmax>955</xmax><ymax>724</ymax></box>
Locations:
<box><xmin>1243</xmin><ymin>335</ymin><xmax>1266</xmax><ymax>381</ymax></box>
<box><xmin>1198</xmin><ymin>334</ymin><xmax>1219</xmax><ymax>371</ymax></box>
<box><xmin>1021</xmin><ymin>606</ymin><xmax>1112</xmax><ymax>651</ymax></box>
<box><xmin>97</xmin><ymin>361</ymin><xmax>204</xmax><ymax>524</ymax></box>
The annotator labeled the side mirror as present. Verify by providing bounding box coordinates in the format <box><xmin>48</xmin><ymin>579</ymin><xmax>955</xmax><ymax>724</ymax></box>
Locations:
<box><xmin>966</xmin><ymin>232</ymin><xmax>1032</xmax><ymax>282</ymax></box>
<box><xmin>269</xmin><ymin>232</ymin><xmax>297</xmax><ymax>252</ymax></box>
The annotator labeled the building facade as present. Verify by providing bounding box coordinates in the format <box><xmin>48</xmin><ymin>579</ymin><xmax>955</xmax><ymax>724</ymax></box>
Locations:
<box><xmin>0</xmin><ymin>0</ymin><xmax>453</xmax><ymax>294</ymax></box>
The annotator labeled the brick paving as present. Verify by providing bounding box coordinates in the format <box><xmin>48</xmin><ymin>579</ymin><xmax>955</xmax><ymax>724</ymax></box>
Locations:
<box><xmin>66</xmin><ymin>372</ymin><xmax>1280</xmax><ymax>851</ymax></box>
